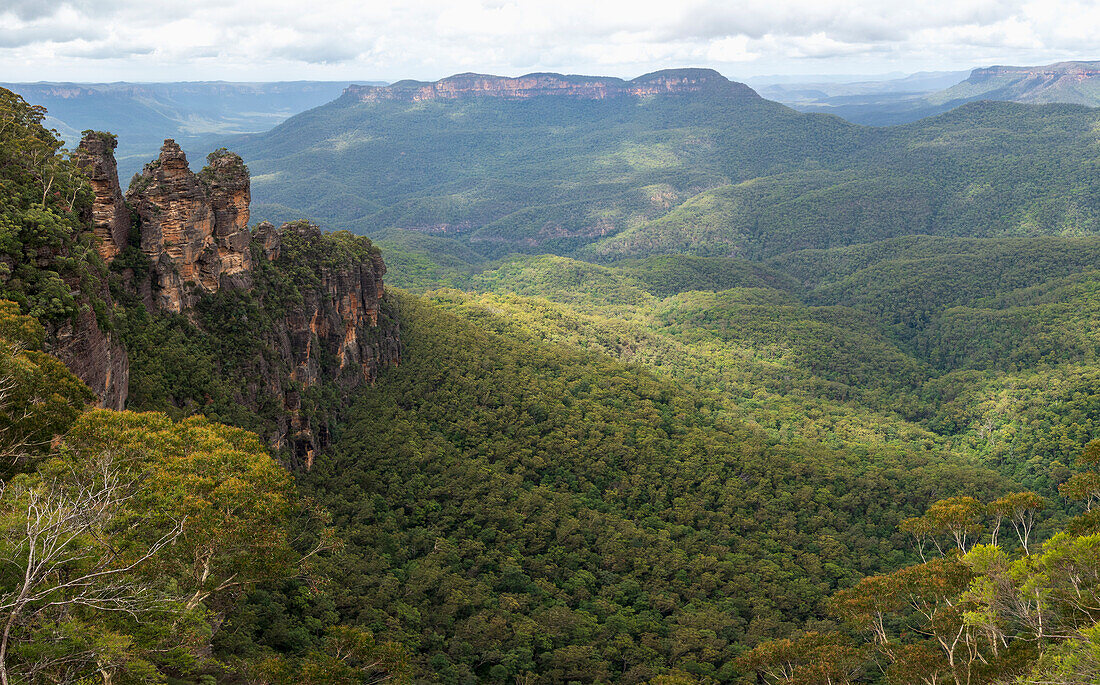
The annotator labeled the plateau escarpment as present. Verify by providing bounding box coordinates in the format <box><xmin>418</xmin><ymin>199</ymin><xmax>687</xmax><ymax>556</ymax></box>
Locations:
<box><xmin>343</xmin><ymin>68</ymin><xmax>758</xmax><ymax>102</ymax></box>
<box><xmin>65</xmin><ymin>132</ymin><xmax>399</xmax><ymax>465</ymax></box>
<box><xmin>930</xmin><ymin>60</ymin><xmax>1100</xmax><ymax>106</ymax></box>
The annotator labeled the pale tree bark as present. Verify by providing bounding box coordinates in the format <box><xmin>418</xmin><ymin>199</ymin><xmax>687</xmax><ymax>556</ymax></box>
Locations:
<box><xmin>0</xmin><ymin>456</ymin><xmax>183</xmax><ymax>685</ymax></box>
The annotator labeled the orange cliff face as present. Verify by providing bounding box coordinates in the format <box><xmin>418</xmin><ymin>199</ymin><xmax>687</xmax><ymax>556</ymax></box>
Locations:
<box><xmin>73</xmin><ymin>132</ymin><xmax>130</xmax><ymax>262</ymax></box>
<box><xmin>125</xmin><ymin>141</ymin><xmax>253</xmax><ymax>312</ymax></box>
<box><xmin>248</xmin><ymin>220</ymin><xmax>399</xmax><ymax>469</ymax></box>
<box><xmin>344</xmin><ymin>68</ymin><xmax>759</xmax><ymax>103</ymax></box>
<box><xmin>60</xmin><ymin>137</ymin><xmax>398</xmax><ymax>467</ymax></box>
<box><xmin>969</xmin><ymin>61</ymin><xmax>1100</xmax><ymax>81</ymax></box>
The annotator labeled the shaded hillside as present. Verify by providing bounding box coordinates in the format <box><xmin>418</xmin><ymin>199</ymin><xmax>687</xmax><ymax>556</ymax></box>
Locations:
<box><xmin>297</xmin><ymin>290</ymin><xmax>1008</xmax><ymax>682</ymax></box>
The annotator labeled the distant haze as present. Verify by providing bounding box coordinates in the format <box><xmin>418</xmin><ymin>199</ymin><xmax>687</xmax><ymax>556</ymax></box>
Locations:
<box><xmin>0</xmin><ymin>81</ymin><xmax>375</xmax><ymax>180</ymax></box>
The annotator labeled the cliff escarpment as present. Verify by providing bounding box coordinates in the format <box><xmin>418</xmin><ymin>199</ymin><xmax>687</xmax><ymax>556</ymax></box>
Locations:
<box><xmin>251</xmin><ymin>220</ymin><xmax>400</xmax><ymax>467</ymax></box>
<box><xmin>930</xmin><ymin>60</ymin><xmax>1100</xmax><ymax>107</ymax></box>
<box><xmin>344</xmin><ymin>68</ymin><xmax>758</xmax><ymax>102</ymax></box>
<box><xmin>27</xmin><ymin>133</ymin><xmax>131</xmax><ymax>411</ymax></box>
<box><xmin>968</xmin><ymin>60</ymin><xmax>1100</xmax><ymax>81</ymax></box>
<box><xmin>67</xmin><ymin>133</ymin><xmax>399</xmax><ymax>466</ymax></box>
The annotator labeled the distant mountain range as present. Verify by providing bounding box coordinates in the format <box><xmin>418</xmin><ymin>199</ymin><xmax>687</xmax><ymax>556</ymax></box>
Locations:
<box><xmin>7</xmin><ymin>59</ymin><xmax>1100</xmax><ymax>183</ymax></box>
<box><xmin>218</xmin><ymin>67</ymin><xmax>1100</xmax><ymax>277</ymax></box>
<box><xmin>931</xmin><ymin>61</ymin><xmax>1100</xmax><ymax>105</ymax></box>
<box><xmin>2</xmin><ymin>81</ymin><xmax>384</xmax><ymax>180</ymax></box>
<box><xmin>761</xmin><ymin>60</ymin><xmax>1100</xmax><ymax>125</ymax></box>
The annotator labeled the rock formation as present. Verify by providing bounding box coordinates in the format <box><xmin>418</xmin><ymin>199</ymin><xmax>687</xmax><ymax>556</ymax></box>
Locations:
<box><xmin>48</xmin><ymin>304</ymin><xmax>129</xmax><ymax>411</ymax></box>
<box><xmin>37</xmin><ymin>132</ymin><xmax>132</xmax><ymax>410</ymax></box>
<box><xmin>345</xmin><ymin>68</ymin><xmax>759</xmax><ymax>103</ymax></box>
<box><xmin>125</xmin><ymin>141</ymin><xmax>252</xmax><ymax>312</ymax></box>
<box><xmin>259</xmin><ymin>221</ymin><xmax>400</xmax><ymax>468</ymax></box>
<box><xmin>73</xmin><ymin>132</ymin><xmax>130</xmax><ymax>262</ymax></box>
<box><xmin>118</xmin><ymin>143</ymin><xmax>398</xmax><ymax>467</ymax></box>
<box><xmin>47</xmin><ymin>135</ymin><xmax>400</xmax><ymax>462</ymax></box>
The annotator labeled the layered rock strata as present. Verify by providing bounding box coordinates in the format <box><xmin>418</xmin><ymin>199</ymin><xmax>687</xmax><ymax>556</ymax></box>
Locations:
<box><xmin>73</xmin><ymin>132</ymin><xmax>130</xmax><ymax>262</ymax></box>
<box><xmin>53</xmin><ymin>136</ymin><xmax>399</xmax><ymax>459</ymax></box>
<box><xmin>125</xmin><ymin>141</ymin><xmax>252</xmax><ymax>312</ymax></box>
<box><xmin>48</xmin><ymin>304</ymin><xmax>129</xmax><ymax>411</ymax></box>
<box><xmin>256</xmin><ymin>221</ymin><xmax>400</xmax><ymax>468</ymax></box>
<box><xmin>345</xmin><ymin>68</ymin><xmax>759</xmax><ymax>103</ymax></box>
<box><xmin>121</xmin><ymin>144</ymin><xmax>396</xmax><ymax>467</ymax></box>
<box><xmin>43</xmin><ymin>132</ymin><xmax>131</xmax><ymax>409</ymax></box>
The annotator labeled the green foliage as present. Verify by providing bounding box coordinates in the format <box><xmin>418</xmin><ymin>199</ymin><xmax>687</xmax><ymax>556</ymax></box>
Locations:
<box><xmin>0</xmin><ymin>88</ymin><xmax>104</xmax><ymax>326</ymax></box>
<box><xmin>0</xmin><ymin>406</ymin><xmax>316</xmax><ymax>682</ymax></box>
<box><xmin>301</xmin><ymin>291</ymin><xmax>1008</xmax><ymax>681</ymax></box>
<box><xmin>0</xmin><ymin>299</ymin><xmax>93</xmax><ymax>472</ymax></box>
<box><xmin>236</xmin><ymin>89</ymin><xmax>1100</xmax><ymax>269</ymax></box>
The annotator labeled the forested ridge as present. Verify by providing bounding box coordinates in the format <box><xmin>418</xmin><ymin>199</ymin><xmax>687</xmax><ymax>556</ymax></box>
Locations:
<box><xmin>2</xmin><ymin>75</ymin><xmax>1100</xmax><ymax>685</ymax></box>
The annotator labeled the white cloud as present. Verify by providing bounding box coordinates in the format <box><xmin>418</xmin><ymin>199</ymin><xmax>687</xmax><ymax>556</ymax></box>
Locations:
<box><xmin>0</xmin><ymin>0</ymin><xmax>1096</xmax><ymax>81</ymax></box>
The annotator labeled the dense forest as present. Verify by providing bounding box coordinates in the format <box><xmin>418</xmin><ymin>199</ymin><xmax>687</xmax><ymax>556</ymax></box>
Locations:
<box><xmin>2</xmin><ymin>68</ymin><xmax>1100</xmax><ymax>685</ymax></box>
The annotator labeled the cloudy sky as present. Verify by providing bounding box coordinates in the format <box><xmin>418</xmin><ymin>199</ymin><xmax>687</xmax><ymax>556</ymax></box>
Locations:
<box><xmin>2</xmin><ymin>0</ymin><xmax>1098</xmax><ymax>82</ymax></box>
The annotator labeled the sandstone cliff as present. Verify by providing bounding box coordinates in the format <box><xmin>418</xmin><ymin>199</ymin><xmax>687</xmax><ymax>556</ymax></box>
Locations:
<box><xmin>126</xmin><ymin>141</ymin><xmax>253</xmax><ymax>312</ymax></box>
<box><xmin>116</xmin><ymin>142</ymin><xmax>398</xmax><ymax>467</ymax></box>
<box><xmin>45</xmin><ymin>133</ymin><xmax>399</xmax><ymax>462</ymax></box>
<box><xmin>345</xmin><ymin>68</ymin><xmax>758</xmax><ymax>103</ymax></box>
<box><xmin>254</xmin><ymin>221</ymin><xmax>400</xmax><ymax>468</ymax></box>
<box><xmin>73</xmin><ymin>132</ymin><xmax>130</xmax><ymax>262</ymax></box>
<box><xmin>47</xmin><ymin>304</ymin><xmax>129</xmax><ymax>411</ymax></box>
<box><xmin>39</xmin><ymin>132</ymin><xmax>133</xmax><ymax>410</ymax></box>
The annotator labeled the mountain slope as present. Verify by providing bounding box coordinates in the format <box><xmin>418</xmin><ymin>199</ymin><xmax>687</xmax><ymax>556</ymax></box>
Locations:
<box><xmin>231</xmin><ymin>72</ymin><xmax>1100</xmax><ymax>273</ymax></box>
<box><xmin>302</xmin><ymin>289</ymin><xmax>1008</xmax><ymax>681</ymax></box>
<box><xmin>231</xmin><ymin>69</ymin><xmax>861</xmax><ymax>255</ymax></box>
<box><xmin>929</xmin><ymin>60</ymin><xmax>1100</xmax><ymax>107</ymax></box>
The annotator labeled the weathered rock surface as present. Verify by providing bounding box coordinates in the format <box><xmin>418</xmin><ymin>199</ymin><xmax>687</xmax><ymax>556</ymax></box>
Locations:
<box><xmin>345</xmin><ymin>68</ymin><xmax>759</xmax><ymax>103</ymax></box>
<box><xmin>47</xmin><ymin>304</ymin><xmax>129</xmax><ymax>411</ymax></box>
<box><xmin>36</xmin><ymin>131</ymin><xmax>132</xmax><ymax>409</ymax></box>
<box><xmin>260</xmin><ymin>221</ymin><xmax>400</xmax><ymax>469</ymax></box>
<box><xmin>118</xmin><ymin>144</ymin><xmax>398</xmax><ymax>467</ymax></box>
<box><xmin>125</xmin><ymin>141</ymin><xmax>252</xmax><ymax>312</ymax></box>
<box><xmin>73</xmin><ymin>132</ymin><xmax>130</xmax><ymax>262</ymax></box>
<box><xmin>53</xmin><ymin>136</ymin><xmax>399</xmax><ymax>463</ymax></box>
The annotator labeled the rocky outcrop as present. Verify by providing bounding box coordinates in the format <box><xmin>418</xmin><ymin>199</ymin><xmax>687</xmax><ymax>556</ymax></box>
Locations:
<box><xmin>276</xmin><ymin>222</ymin><xmax>390</xmax><ymax>384</ymax></box>
<box><xmin>48</xmin><ymin>304</ymin><xmax>128</xmax><ymax>411</ymax></box>
<box><xmin>73</xmin><ymin>132</ymin><xmax>130</xmax><ymax>262</ymax></box>
<box><xmin>59</xmin><ymin>137</ymin><xmax>399</xmax><ymax>465</ymax></box>
<box><xmin>200</xmin><ymin>149</ymin><xmax>253</xmax><ymax>289</ymax></box>
<box><xmin>345</xmin><ymin>68</ymin><xmax>758</xmax><ymax>103</ymax></box>
<box><xmin>253</xmin><ymin>220</ymin><xmax>281</xmax><ymax>261</ymax></box>
<box><xmin>34</xmin><ymin>131</ymin><xmax>132</xmax><ymax>409</ymax></box>
<box><xmin>258</xmin><ymin>221</ymin><xmax>400</xmax><ymax>469</ymax></box>
<box><xmin>125</xmin><ymin>141</ymin><xmax>252</xmax><ymax>312</ymax></box>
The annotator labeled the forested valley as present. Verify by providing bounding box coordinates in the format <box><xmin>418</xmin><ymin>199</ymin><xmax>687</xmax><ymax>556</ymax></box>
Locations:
<box><xmin>2</xmin><ymin>68</ymin><xmax>1100</xmax><ymax>684</ymax></box>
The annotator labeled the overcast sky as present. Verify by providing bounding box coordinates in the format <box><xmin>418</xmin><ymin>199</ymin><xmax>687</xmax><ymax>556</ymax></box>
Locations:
<box><xmin>2</xmin><ymin>0</ymin><xmax>1098</xmax><ymax>83</ymax></box>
